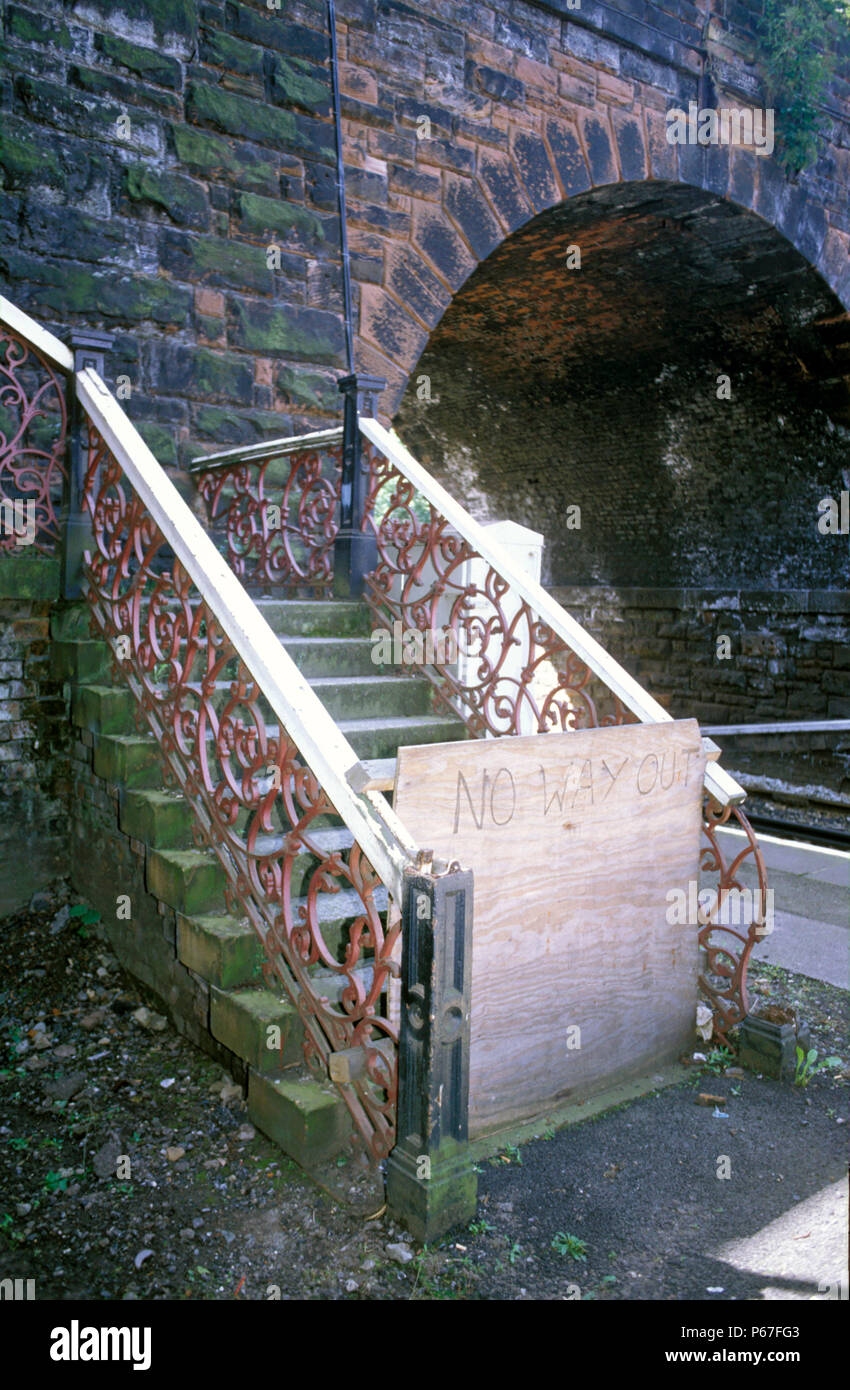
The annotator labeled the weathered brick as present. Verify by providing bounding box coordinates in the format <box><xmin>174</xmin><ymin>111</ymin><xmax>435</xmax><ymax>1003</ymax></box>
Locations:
<box><xmin>613</xmin><ymin>112</ymin><xmax>648</xmax><ymax>181</ymax></box>
<box><xmin>579</xmin><ymin>113</ymin><xmax>618</xmax><ymax>185</ymax></box>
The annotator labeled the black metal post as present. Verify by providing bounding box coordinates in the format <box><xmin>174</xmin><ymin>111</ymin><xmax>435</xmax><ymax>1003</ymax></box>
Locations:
<box><xmin>62</xmin><ymin>330</ymin><xmax>113</xmax><ymax>599</ymax></box>
<box><xmin>333</xmin><ymin>372</ymin><xmax>385</xmax><ymax>599</ymax></box>
<box><xmin>385</xmin><ymin>862</ymin><xmax>478</xmax><ymax>1241</ymax></box>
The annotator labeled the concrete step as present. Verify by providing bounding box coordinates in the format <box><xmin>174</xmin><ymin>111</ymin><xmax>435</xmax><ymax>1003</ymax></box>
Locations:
<box><xmin>177</xmin><ymin>911</ymin><xmax>265</xmax><ymax>989</ymax></box>
<box><xmin>210</xmin><ymin>985</ymin><xmax>303</xmax><ymax>1075</ymax></box>
<box><xmin>306</xmin><ymin>673</ymin><xmax>433</xmax><ymax>720</ymax></box>
<box><xmin>279</xmin><ymin>635</ymin><xmax>380</xmax><ymax>678</ymax></box>
<box><xmin>338</xmin><ymin>713</ymin><xmax>467</xmax><ymax>761</ymax></box>
<box><xmin>255</xmin><ymin>598</ymin><xmax>372</xmax><ymax>638</ymax></box>
<box><xmin>247</xmin><ymin>1070</ymin><xmax>349</xmax><ymax>1167</ymax></box>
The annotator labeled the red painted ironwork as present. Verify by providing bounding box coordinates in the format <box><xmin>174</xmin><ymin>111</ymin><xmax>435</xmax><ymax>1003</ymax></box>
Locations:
<box><xmin>82</xmin><ymin>424</ymin><xmax>399</xmax><ymax>1160</ymax></box>
<box><xmin>0</xmin><ymin>325</ymin><xmax>68</xmax><ymax>553</ymax></box>
<box><xmin>698</xmin><ymin>799</ymin><xmax>770</xmax><ymax>1047</ymax></box>
<box><xmin>361</xmin><ymin>437</ymin><xmax>634</xmax><ymax>735</ymax></box>
<box><xmin>362</xmin><ymin>433</ymin><xmax>769</xmax><ymax>1046</ymax></box>
<box><xmin>195</xmin><ymin>441</ymin><xmax>343</xmax><ymax>592</ymax></box>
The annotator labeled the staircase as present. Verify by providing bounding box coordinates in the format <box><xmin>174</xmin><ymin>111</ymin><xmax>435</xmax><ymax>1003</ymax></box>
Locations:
<box><xmin>58</xmin><ymin>593</ymin><xmax>466</xmax><ymax>1169</ymax></box>
<box><xmin>3</xmin><ymin>293</ymin><xmax>771</xmax><ymax>1237</ymax></box>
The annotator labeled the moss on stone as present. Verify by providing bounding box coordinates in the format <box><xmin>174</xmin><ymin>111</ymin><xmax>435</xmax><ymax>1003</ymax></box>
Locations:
<box><xmin>269</xmin><ymin>55</ymin><xmax>331</xmax><ymax>117</ymax></box>
<box><xmin>199</xmin><ymin>29</ymin><xmax>264</xmax><ymax>79</ymax></box>
<box><xmin>96</xmin><ymin>32</ymin><xmax>182</xmax><ymax>88</ymax></box>
<box><xmin>0</xmin><ymin>129</ymin><xmax>64</xmax><ymax>188</ymax></box>
<box><xmin>126</xmin><ymin>165</ymin><xmax>209</xmax><ymax>228</ymax></box>
<box><xmin>276</xmin><ymin>365</ymin><xmax>338</xmax><ymax>413</ymax></box>
<box><xmin>186</xmin><ymin>81</ymin><xmax>296</xmax><ymax>148</ymax></box>
<box><xmin>237</xmin><ymin>191</ymin><xmax>325</xmax><ymax>245</ymax></box>
<box><xmin>0</xmin><ymin>554</ymin><xmax>61</xmax><ymax>600</ymax></box>
<box><xmin>171</xmin><ymin>124</ymin><xmax>279</xmax><ymax>194</ymax></box>
<box><xmin>189</xmin><ymin>234</ymin><xmax>273</xmax><ymax>294</ymax></box>
<box><xmin>8</xmin><ymin>7</ymin><xmax>72</xmax><ymax>49</ymax></box>
<box><xmin>136</xmin><ymin>420</ymin><xmax>178</xmax><ymax>467</ymax></box>
<box><xmin>227</xmin><ymin>297</ymin><xmax>344</xmax><ymax>363</ymax></box>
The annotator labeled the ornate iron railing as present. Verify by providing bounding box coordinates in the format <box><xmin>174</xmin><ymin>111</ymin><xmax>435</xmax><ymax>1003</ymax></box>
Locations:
<box><xmin>191</xmin><ymin>429</ymin><xmax>343</xmax><ymax>593</ymax></box>
<box><xmin>0</xmin><ymin>298</ymin><xmax>71</xmax><ymax>554</ymax></box>
<box><xmin>699</xmin><ymin>802</ymin><xmax>769</xmax><ymax>1046</ymax></box>
<box><xmin>358</xmin><ymin>418</ymin><xmax>770</xmax><ymax>1045</ymax></box>
<box><xmin>361</xmin><ymin>435</ymin><xmax>635</xmax><ymax>737</ymax></box>
<box><xmin>76</xmin><ymin>370</ymin><xmax>420</xmax><ymax>1162</ymax></box>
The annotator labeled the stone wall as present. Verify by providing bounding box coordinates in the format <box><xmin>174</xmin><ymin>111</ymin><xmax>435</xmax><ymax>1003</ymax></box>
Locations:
<box><xmin>1</xmin><ymin>0</ymin><xmax>348</xmax><ymax>466</ymax></box>
<box><xmin>551</xmin><ymin>583</ymin><xmax>850</xmax><ymax>794</ymax></box>
<box><xmin>0</xmin><ymin>558</ymin><xmax>69</xmax><ymax>914</ymax></box>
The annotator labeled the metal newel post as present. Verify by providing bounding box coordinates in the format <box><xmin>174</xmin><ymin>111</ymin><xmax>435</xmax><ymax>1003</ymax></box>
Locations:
<box><xmin>62</xmin><ymin>330</ymin><xmax>113</xmax><ymax>599</ymax></box>
<box><xmin>386</xmin><ymin>861</ymin><xmax>478</xmax><ymax>1241</ymax></box>
<box><xmin>333</xmin><ymin>372</ymin><xmax>385</xmax><ymax>599</ymax></box>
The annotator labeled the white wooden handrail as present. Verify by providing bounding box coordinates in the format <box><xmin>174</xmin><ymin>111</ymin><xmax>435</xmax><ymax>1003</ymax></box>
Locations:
<box><xmin>77</xmin><ymin>369</ymin><xmax>419</xmax><ymax>902</ymax></box>
<box><xmin>0</xmin><ymin>295</ymin><xmax>75</xmax><ymax>374</ymax></box>
<box><xmin>360</xmin><ymin>416</ymin><xmax>747</xmax><ymax>808</ymax></box>
<box><xmin>190</xmin><ymin>426</ymin><xmax>343</xmax><ymax>471</ymax></box>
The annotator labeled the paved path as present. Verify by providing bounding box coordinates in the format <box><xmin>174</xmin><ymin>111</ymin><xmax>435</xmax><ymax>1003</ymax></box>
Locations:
<box><xmin>716</xmin><ymin>828</ymin><xmax>849</xmax><ymax>990</ymax></box>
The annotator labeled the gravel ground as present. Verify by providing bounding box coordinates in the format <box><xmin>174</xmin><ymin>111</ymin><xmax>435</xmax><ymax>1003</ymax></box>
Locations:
<box><xmin>1</xmin><ymin>881</ymin><xmax>847</xmax><ymax>1301</ymax></box>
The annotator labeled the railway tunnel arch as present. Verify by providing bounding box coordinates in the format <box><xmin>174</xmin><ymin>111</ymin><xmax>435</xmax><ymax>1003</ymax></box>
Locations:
<box><xmin>390</xmin><ymin>178</ymin><xmax>850</xmax><ymax>597</ymax></box>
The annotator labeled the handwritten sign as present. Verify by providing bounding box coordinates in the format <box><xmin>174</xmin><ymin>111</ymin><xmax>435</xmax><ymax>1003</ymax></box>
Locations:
<box><xmin>394</xmin><ymin>720</ymin><xmax>706</xmax><ymax>1136</ymax></box>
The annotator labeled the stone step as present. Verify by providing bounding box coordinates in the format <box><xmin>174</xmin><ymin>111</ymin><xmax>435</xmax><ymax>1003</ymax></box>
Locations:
<box><xmin>121</xmin><ymin>788</ymin><xmax>196</xmax><ymax>850</ymax></box>
<box><xmin>177</xmin><ymin>911</ymin><xmax>265</xmax><ymax>990</ymax></box>
<box><xmin>147</xmin><ymin>823</ymin><xmax>357</xmax><ymax>916</ymax></box>
<box><xmin>73</xmin><ymin>683</ymin><xmax>136</xmax><ymax>735</ymax></box>
<box><xmin>255</xmin><ymin>598</ymin><xmax>372</xmax><ymax>639</ymax></box>
<box><xmin>93</xmin><ymin>733</ymin><xmax>163</xmax><ymax>788</ymax></box>
<box><xmin>146</xmin><ymin>847</ymin><xmax>227</xmax><ymax>915</ymax></box>
<box><xmin>210</xmin><ymin>985</ymin><xmax>303</xmax><ymax>1075</ymax></box>
<box><xmin>51</xmin><ymin>638</ymin><xmax>113</xmax><ymax>685</ymax></box>
<box><xmin>247</xmin><ymin>1070</ymin><xmax>349</xmax><ymax>1168</ymax></box>
<box><xmin>50</xmin><ymin>602</ymin><xmax>92</xmax><ymax>642</ymax></box>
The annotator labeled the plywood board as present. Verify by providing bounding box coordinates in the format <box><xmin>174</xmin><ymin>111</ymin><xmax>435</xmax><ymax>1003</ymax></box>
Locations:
<box><xmin>394</xmin><ymin>720</ymin><xmax>706</xmax><ymax>1136</ymax></box>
